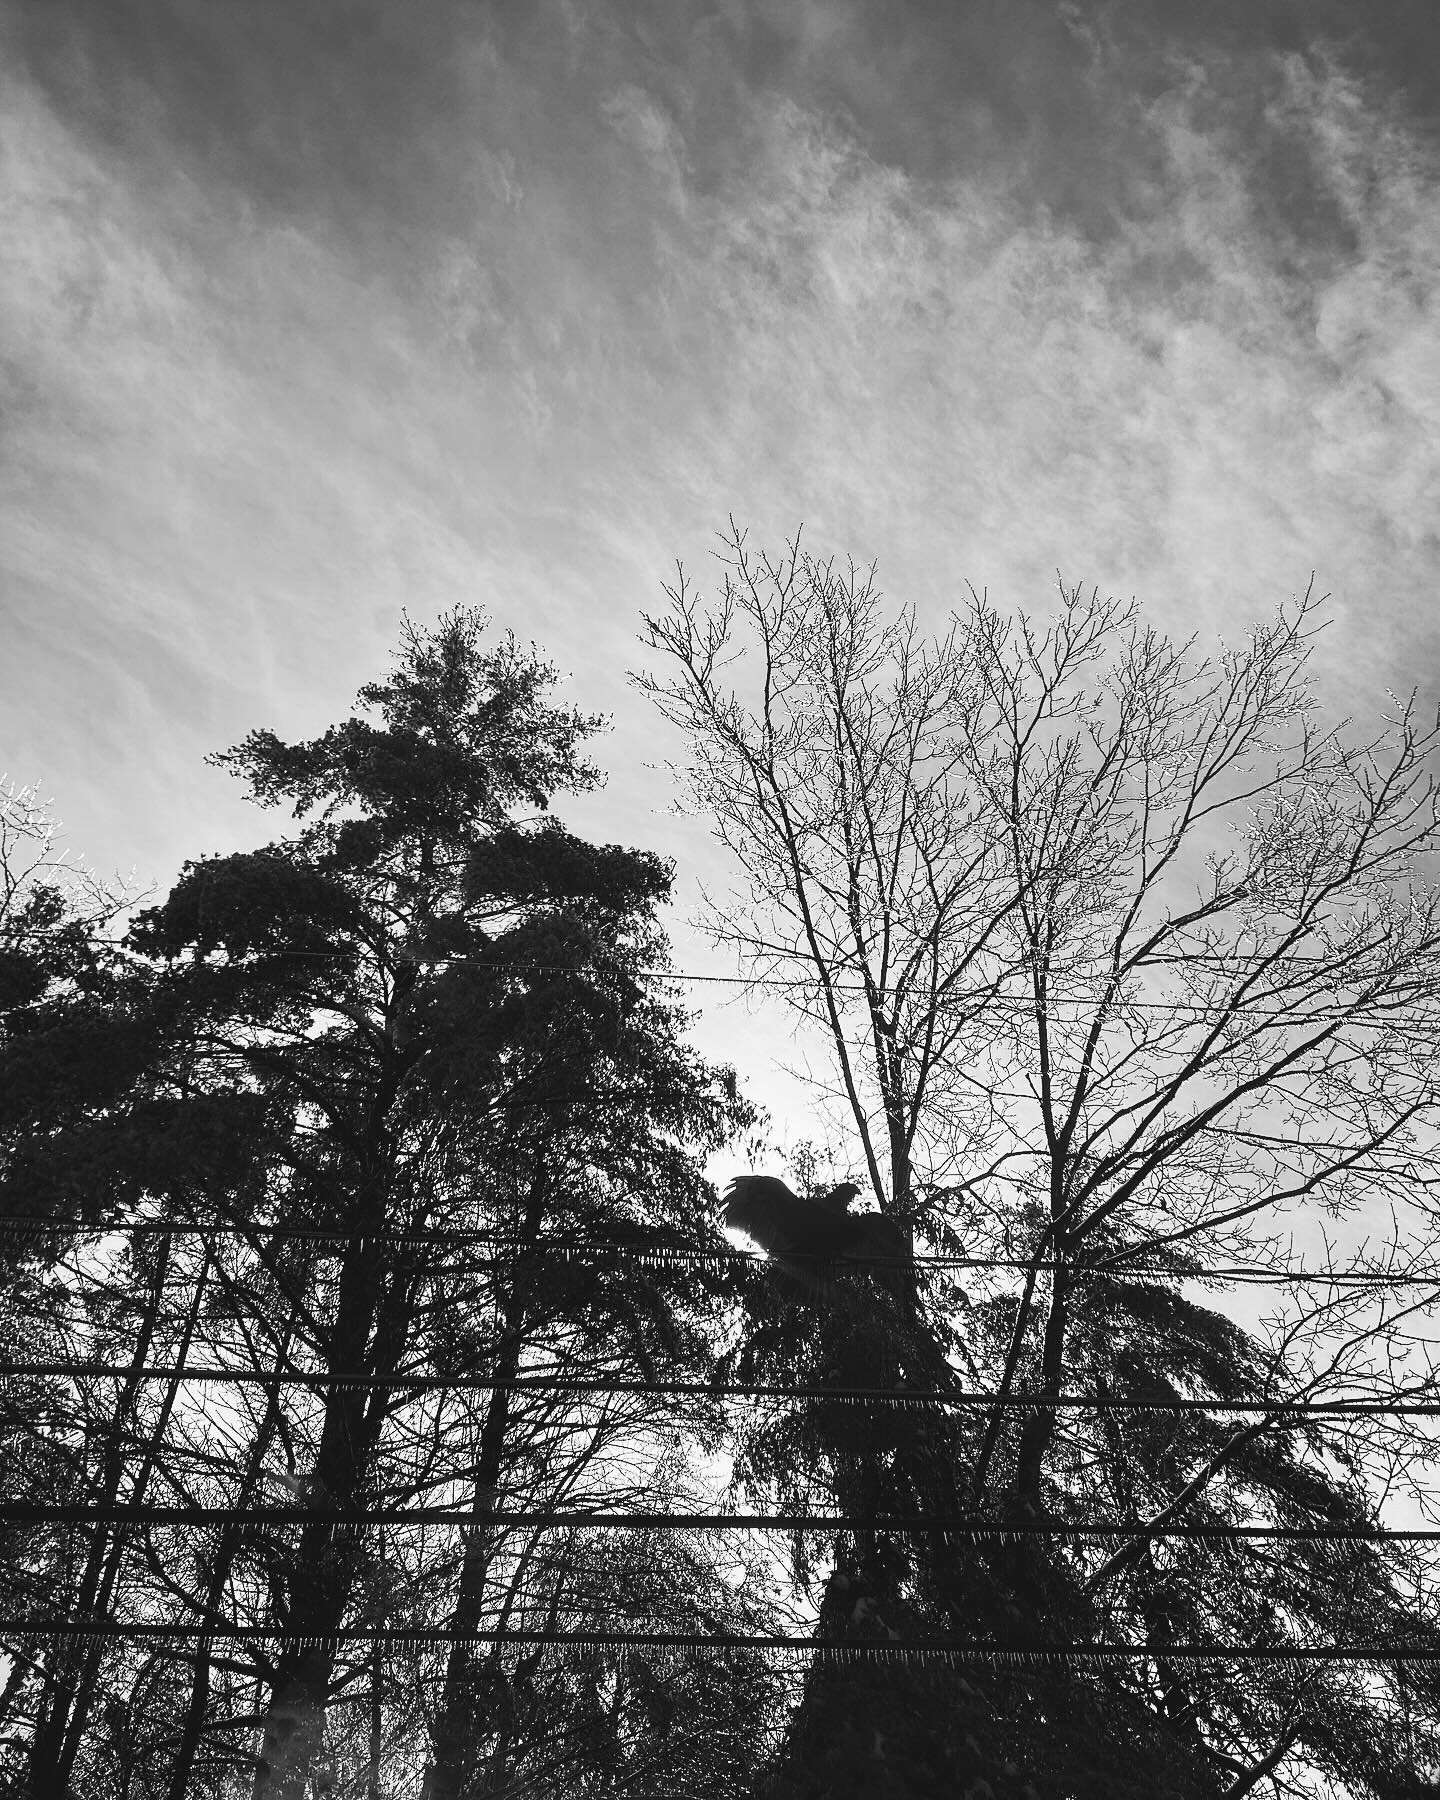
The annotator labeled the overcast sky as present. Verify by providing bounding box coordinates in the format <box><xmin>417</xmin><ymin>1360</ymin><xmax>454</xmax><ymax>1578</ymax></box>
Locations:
<box><xmin>4</xmin><ymin>0</ymin><xmax>1440</xmax><ymax>1148</ymax></box>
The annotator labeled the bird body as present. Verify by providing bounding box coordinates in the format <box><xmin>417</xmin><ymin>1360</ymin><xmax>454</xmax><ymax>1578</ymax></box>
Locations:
<box><xmin>721</xmin><ymin>1175</ymin><xmax>910</xmax><ymax>1301</ymax></box>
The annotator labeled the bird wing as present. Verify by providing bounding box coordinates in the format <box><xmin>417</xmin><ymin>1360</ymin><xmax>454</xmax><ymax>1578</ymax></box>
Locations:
<box><xmin>721</xmin><ymin>1176</ymin><xmax>794</xmax><ymax>1249</ymax></box>
<box><xmin>721</xmin><ymin>1176</ymin><xmax>852</xmax><ymax>1260</ymax></box>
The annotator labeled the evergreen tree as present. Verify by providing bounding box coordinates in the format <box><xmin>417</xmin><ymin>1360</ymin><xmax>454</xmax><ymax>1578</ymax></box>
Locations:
<box><xmin>4</xmin><ymin>614</ymin><xmax>774</xmax><ymax>1800</ymax></box>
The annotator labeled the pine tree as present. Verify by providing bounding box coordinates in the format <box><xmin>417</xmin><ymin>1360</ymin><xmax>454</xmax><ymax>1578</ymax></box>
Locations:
<box><xmin>6</xmin><ymin>614</ymin><xmax>770</xmax><ymax>1800</ymax></box>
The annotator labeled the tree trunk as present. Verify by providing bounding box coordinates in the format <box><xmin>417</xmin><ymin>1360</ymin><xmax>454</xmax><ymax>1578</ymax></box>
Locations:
<box><xmin>1012</xmin><ymin>1258</ymin><xmax>1070</xmax><ymax>1510</ymax></box>
<box><xmin>55</xmin><ymin>1243</ymin><xmax>211</xmax><ymax>1785</ymax></box>
<box><xmin>166</xmin><ymin>1315</ymin><xmax>296</xmax><ymax>1800</ymax></box>
<box><xmin>422</xmin><ymin>1329</ymin><xmax>522</xmax><ymax>1799</ymax></box>
<box><xmin>366</xmin><ymin>1629</ymin><xmax>384</xmax><ymax>1800</ymax></box>
<box><xmin>421</xmin><ymin>1390</ymin><xmax>513</xmax><ymax>1799</ymax></box>
<box><xmin>251</xmin><ymin>1214</ymin><xmax>398</xmax><ymax>1800</ymax></box>
<box><xmin>28</xmin><ymin>1232</ymin><xmax>173</xmax><ymax>1793</ymax></box>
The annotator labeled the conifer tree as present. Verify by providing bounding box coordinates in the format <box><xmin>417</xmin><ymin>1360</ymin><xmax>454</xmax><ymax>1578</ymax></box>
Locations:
<box><xmin>5</xmin><ymin>614</ymin><xmax>770</xmax><ymax>1800</ymax></box>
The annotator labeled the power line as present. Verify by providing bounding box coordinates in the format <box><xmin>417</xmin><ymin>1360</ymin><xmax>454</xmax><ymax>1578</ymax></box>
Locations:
<box><xmin>5</xmin><ymin>1505</ymin><xmax>1438</xmax><ymax>1541</ymax></box>
<box><xmin>17</xmin><ymin>929</ymin><xmax>1440</xmax><ymax>1020</ymax></box>
<box><xmin>5</xmin><ymin>1216</ymin><xmax>1432</xmax><ymax>1289</ymax></box>
<box><xmin>6</xmin><ymin>1363</ymin><xmax>1436</xmax><ymax>1414</ymax></box>
<box><xmin>1</xmin><ymin>1620</ymin><xmax>1436</xmax><ymax>1664</ymax></box>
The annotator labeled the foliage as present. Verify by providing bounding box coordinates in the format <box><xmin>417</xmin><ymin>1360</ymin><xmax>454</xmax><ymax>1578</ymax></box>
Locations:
<box><xmin>637</xmin><ymin>526</ymin><xmax>1440</xmax><ymax>1797</ymax></box>
<box><xmin>0</xmin><ymin>614</ymin><xmax>780</xmax><ymax>1800</ymax></box>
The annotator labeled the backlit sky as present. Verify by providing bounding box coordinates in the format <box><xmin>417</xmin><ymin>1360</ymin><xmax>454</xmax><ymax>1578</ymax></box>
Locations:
<box><xmin>4</xmin><ymin>0</ymin><xmax>1440</xmax><ymax>1146</ymax></box>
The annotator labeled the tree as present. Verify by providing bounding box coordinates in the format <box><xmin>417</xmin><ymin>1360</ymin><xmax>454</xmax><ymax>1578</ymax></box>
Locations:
<box><xmin>4</xmin><ymin>612</ymin><xmax>771</xmax><ymax>1800</ymax></box>
<box><xmin>635</xmin><ymin>533</ymin><xmax>1022</xmax><ymax>1236</ymax></box>
<box><xmin>0</xmin><ymin>780</ymin><xmax>163</xmax><ymax>1793</ymax></box>
<box><xmin>636</xmin><ymin>526</ymin><xmax>1440</xmax><ymax>1796</ymax></box>
<box><xmin>0</xmin><ymin>775</ymin><xmax>151</xmax><ymax>1254</ymax></box>
<box><xmin>0</xmin><ymin>775</ymin><xmax>134</xmax><ymax>1014</ymax></box>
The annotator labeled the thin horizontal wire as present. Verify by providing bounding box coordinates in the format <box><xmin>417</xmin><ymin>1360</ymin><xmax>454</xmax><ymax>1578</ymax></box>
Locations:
<box><xmin>1</xmin><ymin>1621</ymin><xmax>1436</xmax><ymax>1663</ymax></box>
<box><xmin>6</xmin><ymin>1505</ymin><xmax>1436</xmax><ymax>1541</ymax></box>
<box><xmin>21</xmin><ymin>930</ymin><xmax>1439</xmax><ymax>1017</ymax></box>
<box><xmin>4</xmin><ymin>1216</ymin><xmax>1430</xmax><ymax>1289</ymax></box>
<box><xmin>5</xmin><ymin>1363</ymin><xmax>1435</xmax><ymax>1414</ymax></box>
<box><xmin>0</xmin><ymin>1213</ymin><xmax>1052</xmax><ymax>1272</ymax></box>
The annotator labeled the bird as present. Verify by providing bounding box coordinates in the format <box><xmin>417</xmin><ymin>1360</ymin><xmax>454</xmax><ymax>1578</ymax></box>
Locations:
<box><xmin>721</xmin><ymin>1175</ymin><xmax>911</xmax><ymax>1303</ymax></box>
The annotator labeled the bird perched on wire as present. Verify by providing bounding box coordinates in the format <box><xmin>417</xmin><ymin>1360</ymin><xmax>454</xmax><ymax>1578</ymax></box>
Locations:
<box><xmin>721</xmin><ymin>1174</ymin><xmax>912</xmax><ymax>1306</ymax></box>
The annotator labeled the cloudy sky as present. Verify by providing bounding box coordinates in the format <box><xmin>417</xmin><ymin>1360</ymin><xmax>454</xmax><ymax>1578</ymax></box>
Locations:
<box><xmin>4</xmin><ymin>0</ymin><xmax>1440</xmax><ymax>1138</ymax></box>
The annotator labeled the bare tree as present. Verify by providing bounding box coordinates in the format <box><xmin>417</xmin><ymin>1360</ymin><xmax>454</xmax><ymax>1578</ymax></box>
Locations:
<box><xmin>636</xmin><ymin>526</ymin><xmax>1440</xmax><ymax>1795</ymax></box>
<box><xmin>0</xmin><ymin>772</ymin><xmax>140</xmax><ymax>918</ymax></box>
<box><xmin>933</xmin><ymin>574</ymin><xmax>1440</xmax><ymax>1510</ymax></box>
<box><xmin>0</xmin><ymin>775</ymin><xmax>138</xmax><ymax>1017</ymax></box>
<box><xmin>635</xmin><ymin>528</ymin><xmax>1025</xmax><ymax>1236</ymax></box>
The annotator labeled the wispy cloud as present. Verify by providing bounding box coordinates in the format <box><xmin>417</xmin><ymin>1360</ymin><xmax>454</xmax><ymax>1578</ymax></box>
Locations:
<box><xmin>2</xmin><ymin>0</ymin><xmax>1437</xmax><ymax>961</ymax></box>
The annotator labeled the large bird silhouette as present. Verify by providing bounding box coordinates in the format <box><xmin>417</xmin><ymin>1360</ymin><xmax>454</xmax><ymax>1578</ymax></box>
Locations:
<box><xmin>721</xmin><ymin>1175</ymin><xmax>912</xmax><ymax>1305</ymax></box>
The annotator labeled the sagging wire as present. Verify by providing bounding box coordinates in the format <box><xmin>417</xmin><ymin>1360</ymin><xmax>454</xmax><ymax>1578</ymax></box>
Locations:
<box><xmin>0</xmin><ymin>1621</ymin><xmax>1436</xmax><ymax>1666</ymax></box>
<box><xmin>1</xmin><ymin>1217</ymin><xmax>1430</xmax><ymax>1289</ymax></box>
<box><xmin>4</xmin><ymin>1363</ymin><xmax>1437</xmax><ymax>1414</ymax></box>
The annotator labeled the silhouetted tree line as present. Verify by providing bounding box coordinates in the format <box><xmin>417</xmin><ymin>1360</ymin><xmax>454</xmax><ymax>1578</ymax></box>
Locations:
<box><xmin>0</xmin><ymin>618</ymin><xmax>785</xmax><ymax>1800</ymax></box>
<box><xmin>3</xmin><ymin>543</ymin><xmax>1440</xmax><ymax>1800</ymax></box>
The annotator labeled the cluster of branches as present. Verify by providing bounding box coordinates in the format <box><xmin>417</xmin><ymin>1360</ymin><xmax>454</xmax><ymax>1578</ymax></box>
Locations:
<box><xmin>8</xmin><ymin>534</ymin><xmax>1440</xmax><ymax>1800</ymax></box>
<box><xmin>0</xmin><ymin>618</ymin><xmax>794</xmax><ymax>1800</ymax></box>
<box><xmin>635</xmin><ymin>526</ymin><xmax>1440</xmax><ymax>1799</ymax></box>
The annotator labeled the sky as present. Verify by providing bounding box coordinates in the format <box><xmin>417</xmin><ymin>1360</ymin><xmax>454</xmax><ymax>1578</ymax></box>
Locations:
<box><xmin>3</xmin><ymin>0</ymin><xmax>1440</xmax><ymax>1149</ymax></box>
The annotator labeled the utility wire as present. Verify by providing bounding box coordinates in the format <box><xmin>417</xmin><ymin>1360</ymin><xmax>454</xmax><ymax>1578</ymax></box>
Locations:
<box><xmin>5</xmin><ymin>1505</ymin><xmax>1438</xmax><ymax>1541</ymax></box>
<box><xmin>1</xmin><ymin>1621</ymin><xmax>1436</xmax><ymax>1664</ymax></box>
<box><xmin>5</xmin><ymin>1216</ymin><xmax>1432</xmax><ymax>1289</ymax></box>
<box><xmin>6</xmin><ymin>1363</ymin><xmax>1436</xmax><ymax>1414</ymax></box>
<box><xmin>14</xmin><ymin>930</ymin><xmax>1440</xmax><ymax>1019</ymax></box>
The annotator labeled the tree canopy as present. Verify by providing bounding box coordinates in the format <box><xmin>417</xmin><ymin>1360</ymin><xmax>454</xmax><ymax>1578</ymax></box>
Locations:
<box><xmin>637</xmin><ymin>525</ymin><xmax>1440</xmax><ymax>1799</ymax></box>
<box><xmin>5</xmin><ymin>556</ymin><xmax>1440</xmax><ymax>1800</ymax></box>
<box><xmin>1</xmin><ymin>612</ymin><xmax>781</xmax><ymax>1800</ymax></box>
